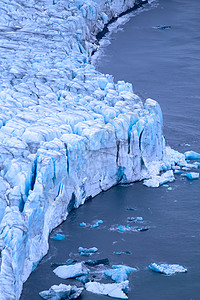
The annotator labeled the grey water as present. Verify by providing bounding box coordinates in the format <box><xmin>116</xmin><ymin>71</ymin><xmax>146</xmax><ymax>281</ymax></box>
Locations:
<box><xmin>21</xmin><ymin>0</ymin><xmax>200</xmax><ymax>299</ymax></box>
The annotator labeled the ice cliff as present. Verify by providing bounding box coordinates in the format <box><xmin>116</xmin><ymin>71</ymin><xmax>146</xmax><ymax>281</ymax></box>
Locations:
<box><xmin>0</xmin><ymin>0</ymin><xmax>185</xmax><ymax>299</ymax></box>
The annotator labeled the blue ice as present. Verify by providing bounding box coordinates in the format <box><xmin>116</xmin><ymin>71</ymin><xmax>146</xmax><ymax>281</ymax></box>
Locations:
<box><xmin>184</xmin><ymin>151</ymin><xmax>200</xmax><ymax>160</ymax></box>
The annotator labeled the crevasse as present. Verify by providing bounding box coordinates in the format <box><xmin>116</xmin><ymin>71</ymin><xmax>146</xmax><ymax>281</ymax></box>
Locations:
<box><xmin>0</xmin><ymin>0</ymin><xmax>185</xmax><ymax>299</ymax></box>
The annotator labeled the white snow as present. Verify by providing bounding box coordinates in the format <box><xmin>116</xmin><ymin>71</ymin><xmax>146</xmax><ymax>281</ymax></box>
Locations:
<box><xmin>85</xmin><ymin>280</ymin><xmax>129</xmax><ymax>299</ymax></box>
<box><xmin>0</xmin><ymin>0</ymin><xmax>188</xmax><ymax>299</ymax></box>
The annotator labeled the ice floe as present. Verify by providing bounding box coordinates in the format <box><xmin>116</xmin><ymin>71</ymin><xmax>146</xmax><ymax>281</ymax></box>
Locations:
<box><xmin>39</xmin><ymin>284</ymin><xmax>83</xmax><ymax>300</ymax></box>
<box><xmin>186</xmin><ymin>172</ymin><xmax>199</xmax><ymax>180</ymax></box>
<box><xmin>184</xmin><ymin>151</ymin><xmax>200</xmax><ymax>160</ymax></box>
<box><xmin>52</xmin><ymin>234</ymin><xmax>65</xmax><ymax>241</ymax></box>
<box><xmin>78</xmin><ymin>246</ymin><xmax>98</xmax><ymax>256</ymax></box>
<box><xmin>104</xmin><ymin>265</ymin><xmax>137</xmax><ymax>283</ymax></box>
<box><xmin>53</xmin><ymin>262</ymin><xmax>89</xmax><ymax>279</ymax></box>
<box><xmin>85</xmin><ymin>280</ymin><xmax>129</xmax><ymax>299</ymax></box>
<box><xmin>148</xmin><ymin>263</ymin><xmax>187</xmax><ymax>275</ymax></box>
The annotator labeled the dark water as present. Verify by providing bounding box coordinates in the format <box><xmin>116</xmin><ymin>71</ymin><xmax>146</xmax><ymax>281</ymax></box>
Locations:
<box><xmin>21</xmin><ymin>1</ymin><xmax>200</xmax><ymax>299</ymax></box>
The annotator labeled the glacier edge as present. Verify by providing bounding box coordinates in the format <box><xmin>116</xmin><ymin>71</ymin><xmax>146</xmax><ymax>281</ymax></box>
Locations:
<box><xmin>0</xmin><ymin>0</ymin><xmax>186</xmax><ymax>299</ymax></box>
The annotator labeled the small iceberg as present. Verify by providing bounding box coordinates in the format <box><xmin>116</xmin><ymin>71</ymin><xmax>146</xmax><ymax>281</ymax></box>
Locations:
<box><xmin>193</xmin><ymin>162</ymin><xmax>200</xmax><ymax>168</ymax></box>
<box><xmin>136</xmin><ymin>226</ymin><xmax>149</xmax><ymax>232</ymax></box>
<box><xmin>152</xmin><ymin>25</ymin><xmax>171</xmax><ymax>30</ymax></box>
<box><xmin>91</xmin><ymin>220</ymin><xmax>103</xmax><ymax>228</ymax></box>
<box><xmin>85</xmin><ymin>258</ymin><xmax>109</xmax><ymax>266</ymax></box>
<box><xmin>148</xmin><ymin>263</ymin><xmax>187</xmax><ymax>275</ymax></box>
<box><xmin>78</xmin><ymin>246</ymin><xmax>98</xmax><ymax>256</ymax></box>
<box><xmin>143</xmin><ymin>170</ymin><xmax>175</xmax><ymax>188</ymax></box>
<box><xmin>39</xmin><ymin>284</ymin><xmax>83</xmax><ymax>299</ymax></box>
<box><xmin>104</xmin><ymin>265</ymin><xmax>137</xmax><ymax>283</ymax></box>
<box><xmin>53</xmin><ymin>262</ymin><xmax>89</xmax><ymax>279</ymax></box>
<box><xmin>113</xmin><ymin>251</ymin><xmax>131</xmax><ymax>255</ymax></box>
<box><xmin>52</xmin><ymin>234</ymin><xmax>65</xmax><ymax>241</ymax></box>
<box><xmin>184</xmin><ymin>151</ymin><xmax>200</xmax><ymax>160</ymax></box>
<box><xmin>85</xmin><ymin>280</ymin><xmax>129</xmax><ymax>299</ymax></box>
<box><xmin>80</xmin><ymin>222</ymin><xmax>86</xmax><ymax>227</ymax></box>
<box><xmin>186</xmin><ymin>172</ymin><xmax>199</xmax><ymax>180</ymax></box>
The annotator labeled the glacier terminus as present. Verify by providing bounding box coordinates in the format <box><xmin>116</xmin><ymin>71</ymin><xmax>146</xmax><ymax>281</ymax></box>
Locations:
<box><xmin>0</xmin><ymin>0</ymin><xmax>192</xmax><ymax>299</ymax></box>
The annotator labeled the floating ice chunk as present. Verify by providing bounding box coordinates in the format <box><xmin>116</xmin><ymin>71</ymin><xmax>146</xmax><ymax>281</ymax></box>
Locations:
<box><xmin>80</xmin><ymin>222</ymin><xmax>86</xmax><ymax>227</ymax></box>
<box><xmin>148</xmin><ymin>263</ymin><xmax>187</xmax><ymax>275</ymax></box>
<box><xmin>127</xmin><ymin>217</ymin><xmax>135</xmax><ymax>222</ymax></box>
<box><xmin>53</xmin><ymin>262</ymin><xmax>89</xmax><ymax>279</ymax></box>
<box><xmin>104</xmin><ymin>265</ymin><xmax>137</xmax><ymax>283</ymax></box>
<box><xmin>52</xmin><ymin>234</ymin><xmax>65</xmax><ymax>241</ymax></box>
<box><xmin>174</xmin><ymin>170</ymin><xmax>183</xmax><ymax>174</ymax></box>
<box><xmin>91</xmin><ymin>220</ymin><xmax>103</xmax><ymax>228</ymax></box>
<box><xmin>152</xmin><ymin>25</ymin><xmax>171</xmax><ymax>30</ymax></box>
<box><xmin>39</xmin><ymin>283</ymin><xmax>83</xmax><ymax>299</ymax></box>
<box><xmin>186</xmin><ymin>172</ymin><xmax>199</xmax><ymax>180</ymax></box>
<box><xmin>136</xmin><ymin>217</ymin><xmax>143</xmax><ymax>222</ymax></box>
<box><xmin>184</xmin><ymin>151</ymin><xmax>200</xmax><ymax>160</ymax></box>
<box><xmin>143</xmin><ymin>170</ymin><xmax>175</xmax><ymax>188</ymax></box>
<box><xmin>136</xmin><ymin>227</ymin><xmax>149</xmax><ymax>232</ymax></box>
<box><xmin>113</xmin><ymin>251</ymin><xmax>131</xmax><ymax>255</ymax></box>
<box><xmin>85</xmin><ymin>258</ymin><xmax>109</xmax><ymax>266</ymax></box>
<box><xmin>193</xmin><ymin>162</ymin><xmax>200</xmax><ymax>168</ymax></box>
<box><xmin>78</xmin><ymin>246</ymin><xmax>98</xmax><ymax>256</ymax></box>
<box><xmin>117</xmin><ymin>225</ymin><xmax>126</xmax><ymax>232</ymax></box>
<box><xmin>85</xmin><ymin>281</ymin><xmax>129</xmax><ymax>299</ymax></box>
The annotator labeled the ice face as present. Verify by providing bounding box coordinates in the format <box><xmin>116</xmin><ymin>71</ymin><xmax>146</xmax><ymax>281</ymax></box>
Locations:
<box><xmin>0</xmin><ymin>0</ymin><xmax>188</xmax><ymax>299</ymax></box>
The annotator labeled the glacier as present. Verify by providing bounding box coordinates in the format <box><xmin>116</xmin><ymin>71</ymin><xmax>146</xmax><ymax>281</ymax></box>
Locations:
<box><xmin>0</xmin><ymin>0</ymin><xmax>188</xmax><ymax>299</ymax></box>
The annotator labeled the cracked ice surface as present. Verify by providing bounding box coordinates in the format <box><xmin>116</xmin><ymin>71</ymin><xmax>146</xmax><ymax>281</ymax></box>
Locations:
<box><xmin>0</xmin><ymin>0</ymin><xmax>186</xmax><ymax>299</ymax></box>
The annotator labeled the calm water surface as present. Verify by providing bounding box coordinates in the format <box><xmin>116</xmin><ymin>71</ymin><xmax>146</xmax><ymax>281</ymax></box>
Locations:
<box><xmin>21</xmin><ymin>0</ymin><xmax>200</xmax><ymax>299</ymax></box>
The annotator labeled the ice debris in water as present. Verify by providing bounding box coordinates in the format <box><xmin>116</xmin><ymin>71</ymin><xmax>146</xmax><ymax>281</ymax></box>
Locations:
<box><xmin>186</xmin><ymin>172</ymin><xmax>199</xmax><ymax>180</ymax></box>
<box><xmin>193</xmin><ymin>162</ymin><xmax>200</xmax><ymax>168</ymax></box>
<box><xmin>143</xmin><ymin>170</ymin><xmax>175</xmax><ymax>188</ymax></box>
<box><xmin>78</xmin><ymin>246</ymin><xmax>98</xmax><ymax>256</ymax></box>
<box><xmin>184</xmin><ymin>151</ymin><xmax>200</xmax><ymax>160</ymax></box>
<box><xmin>52</xmin><ymin>234</ymin><xmax>65</xmax><ymax>241</ymax></box>
<box><xmin>148</xmin><ymin>263</ymin><xmax>187</xmax><ymax>275</ymax></box>
<box><xmin>152</xmin><ymin>25</ymin><xmax>171</xmax><ymax>30</ymax></box>
<box><xmin>85</xmin><ymin>280</ymin><xmax>129</xmax><ymax>299</ymax></box>
<box><xmin>51</xmin><ymin>259</ymin><xmax>76</xmax><ymax>268</ymax></box>
<box><xmin>53</xmin><ymin>262</ymin><xmax>89</xmax><ymax>279</ymax></box>
<box><xmin>91</xmin><ymin>220</ymin><xmax>104</xmax><ymax>228</ymax></box>
<box><xmin>113</xmin><ymin>251</ymin><xmax>131</xmax><ymax>255</ymax></box>
<box><xmin>80</xmin><ymin>222</ymin><xmax>87</xmax><ymax>227</ymax></box>
<box><xmin>85</xmin><ymin>258</ymin><xmax>109</xmax><ymax>266</ymax></box>
<box><xmin>104</xmin><ymin>265</ymin><xmax>137</xmax><ymax>283</ymax></box>
<box><xmin>39</xmin><ymin>284</ymin><xmax>83</xmax><ymax>300</ymax></box>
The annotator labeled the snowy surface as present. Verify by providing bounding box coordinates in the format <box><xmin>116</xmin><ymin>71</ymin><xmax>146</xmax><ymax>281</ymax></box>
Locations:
<box><xmin>148</xmin><ymin>263</ymin><xmax>187</xmax><ymax>275</ymax></box>
<box><xmin>0</xmin><ymin>0</ymin><xmax>188</xmax><ymax>299</ymax></box>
